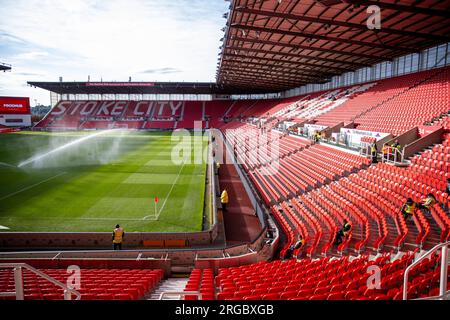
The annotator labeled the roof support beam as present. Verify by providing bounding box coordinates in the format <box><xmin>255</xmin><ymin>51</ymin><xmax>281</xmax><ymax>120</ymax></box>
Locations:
<box><xmin>220</xmin><ymin>58</ymin><xmax>337</xmax><ymax>78</ymax></box>
<box><xmin>219</xmin><ymin>62</ymin><xmax>330</xmax><ymax>81</ymax></box>
<box><xmin>221</xmin><ymin>81</ymin><xmax>287</xmax><ymax>91</ymax></box>
<box><xmin>223</xmin><ymin>53</ymin><xmax>349</xmax><ymax>73</ymax></box>
<box><xmin>221</xmin><ymin>75</ymin><xmax>303</xmax><ymax>87</ymax></box>
<box><xmin>231</xmin><ymin>24</ymin><xmax>418</xmax><ymax>52</ymax></box>
<box><xmin>219</xmin><ymin>79</ymin><xmax>304</xmax><ymax>90</ymax></box>
<box><xmin>220</xmin><ymin>60</ymin><xmax>336</xmax><ymax>79</ymax></box>
<box><xmin>220</xmin><ymin>70</ymin><xmax>304</xmax><ymax>84</ymax></box>
<box><xmin>221</xmin><ymin>70</ymin><xmax>303</xmax><ymax>83</ymax></box>
<box><xmin>234</xmin><ymin>7</ymin><xmax>450</xmax><ymax>42</ymax></box>
<box><xmin>221</xmin><ymin>67</ymin><xmax>324</xmax><ymax>82</ymax></box>
<box><xmin>219</xmin><ymin>79</ymin><xmax>299</xmax><ymax>90</ymax></box>
<box><xmin>226</xmin><ymin>46</ymin><xmax>369</xmax><ymax>68</ymax></box>
<box><xmin>230</xmin><ymin>36</ymin><xmax>387</xmax><ymax>61</ymax></box>
<box><xmin>342</xmin><ymin>0</ymin><xmax>450</xmax><ymax>17</ymax></box>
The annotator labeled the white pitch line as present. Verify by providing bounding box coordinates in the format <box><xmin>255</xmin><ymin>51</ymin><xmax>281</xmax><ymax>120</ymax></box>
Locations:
<box><xmin>77</xmin><ymin>217</ymin><xmax>145</xmax><ymax>221</ymax></box>
<box><xmin>0</xmin><ymin>172</ymin><xmax>67</xmax><ymax>201</ymax></box>
<box><xmin>143</xmin><ymin>161</ymin><xmax>186</xmax><ymax>221</ymax></box>
<box><xmin>0</xmin><ymin>225</ymin><xmax>10</xmax><ymax>230</ymax></box>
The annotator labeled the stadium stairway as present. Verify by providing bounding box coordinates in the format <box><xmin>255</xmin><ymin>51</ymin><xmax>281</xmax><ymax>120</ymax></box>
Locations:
<box><xmin>148</xmin><ymin>278</ymin><xmax>189</xmax><ymax>300</ymax></box>
<box><xmin>216</xmin><ymin>134</ymin><xmax>263</xmax><ymax>245</ymax></box>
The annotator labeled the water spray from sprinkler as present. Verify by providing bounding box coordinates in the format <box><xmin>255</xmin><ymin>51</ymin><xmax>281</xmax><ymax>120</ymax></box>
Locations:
<box><xmin>17</xmin><ymin>129</ymin><xmax>125</xmax><ymax>168</ymax></box>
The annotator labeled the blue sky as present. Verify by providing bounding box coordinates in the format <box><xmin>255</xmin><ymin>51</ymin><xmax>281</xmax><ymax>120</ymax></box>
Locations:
<box><xmin>0</xmin><ymin>0</ymin><xmax>229</xmax><ymax>106</ymax></box>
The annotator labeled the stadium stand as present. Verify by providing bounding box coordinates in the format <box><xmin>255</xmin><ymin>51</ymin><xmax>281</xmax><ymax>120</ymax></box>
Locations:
<box><xmin>354</xmin><ymin>68</ymin><xmax>450</xmax><ymax>135</ymax></box>
<box><xmin>9</xmin><ymin>65</ymin><xmax>450</xmax><ymax>300</ymax></box>
<box><xmin>34</xmin><ymin>66</ymin><xmax>450</xmax><ymax>137</ymax></box>
<box><xmin>4</xmin><ymin>0</ymin><xmax>449</xmax><ymax>301</ymax></box>
<box><xmin>0</xmin><ymin>268</ymin><xmax>164</xmax><ymax>300</ymax></box>
<box><xmin>184</xmin><ymin>269</ymin><xmax>215</xmax><ymax>300</ymax></box>
<box><xmin>213</xmin><ymin>251</ymin><xmax>448</xmax><ymax>300</ymax></box>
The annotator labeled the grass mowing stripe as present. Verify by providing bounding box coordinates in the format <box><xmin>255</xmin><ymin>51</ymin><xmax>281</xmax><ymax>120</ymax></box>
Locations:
<box><xmin>0</xmin><ymin>172</ymin><xmax>66</xmax><ymax>201</ymax></box>
<box><xmin>0</xmin><ymin>131</ymin><xmax>206</xmax><ymax>232</ymax></box>
<box><xmin>143</xmin><ymin>160</ymin><xmax>187</xmax><ymax>220</ymax></box>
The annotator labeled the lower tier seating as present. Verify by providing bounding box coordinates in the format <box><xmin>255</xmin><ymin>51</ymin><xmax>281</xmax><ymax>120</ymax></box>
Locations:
<box><xmin>184</xmin><ymin>269</ymin><xmax>215</xmax><ymax>300</ymax></box>
<box><xmin>0</xmin><ymin>268</ymin><xmax>164</xmax><ymax>300</ymax></box>
<box><xmin>215</xmin><ymin>251</ymin><xmax>449</xmax><ymax>300</ymax></box>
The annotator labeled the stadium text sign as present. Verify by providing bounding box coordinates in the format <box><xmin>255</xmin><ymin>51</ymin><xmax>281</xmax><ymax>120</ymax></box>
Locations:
<box><xmin>0</xmin><ymin>97</ymin><xmax>31</xmax><ymax>115</ymax></box>
<box><xmin>85</xmin><ymin>82</ymin><xmax>155</xmax><ymax>87</ymax></box>
<box><xmin>52</xmin><ymin>101</ymin><xmax>183</xmax><ymax>117</ymax></box>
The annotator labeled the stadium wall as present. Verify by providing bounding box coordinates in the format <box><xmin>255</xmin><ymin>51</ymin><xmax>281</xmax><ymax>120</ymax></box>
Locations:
<box><xmin>0</xmin><ymin>226</ymin><xmax>220</xmax><ymax>251</ymax></box>
<box><xmin>0</xmin><ymin>226</ymin><xmax>272</xmax><ymax>271</ymax></box>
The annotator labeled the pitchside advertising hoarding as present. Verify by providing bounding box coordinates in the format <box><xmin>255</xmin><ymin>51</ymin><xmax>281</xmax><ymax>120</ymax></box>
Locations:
<box><xmin>0</xmin><ymin>96</ymin><xmax>32</xmax><ymax>127</ymax></box>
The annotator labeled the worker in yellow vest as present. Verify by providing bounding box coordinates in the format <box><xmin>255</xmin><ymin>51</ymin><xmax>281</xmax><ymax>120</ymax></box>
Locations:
<box><xmin>401</xmin><ymin>198</ymin><xmax>416</xmax><ymax>221</ymax></box>
<box><xmin>417</xmin><ymin>193</ymin><xmax>437</xmax><ymax>214</ymax></box>
<box><xmin>112</xmin><ymin>224</ymin><xmax>124</xmax><ymax>250</ymax></box>
<box><xmin>370</xmin><ymin>142</ymin><xmax>378</xmax><ymax>164</ymax></box>
<box><xmin>216</xmin><ymin>162</ymin><xmax>221</xmax><ymax>176</ymax></box>
<box><xmin>221</xmin><ymin>189</ymin><xmax>229</xmax><ymax>212</ymax></box>
<box><xmin>335</xmin><ymin>219</ymin><xmax>352</xmax><ymax>245</ymax></box>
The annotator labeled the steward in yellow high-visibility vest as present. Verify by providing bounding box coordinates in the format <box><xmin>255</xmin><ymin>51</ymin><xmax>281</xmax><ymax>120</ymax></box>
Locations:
<box><xmin>371</xmin><ymin>142</ymin><xmax>378</xmax><ymax>164</ymax></box>
<box><xmin>335</xmin><ymin>219</ymin><xmax>352</xmax><ymax>245</ymax></box>
<box><xmin>342</xmin><ymin>220</ymin><xmax>352</xmax><ymax>237</ymax></box>
<box><xmin>401</xmin><ymin>198</ymin><xmax>416</xmax><ymax>221</ymax></box>
<box><xmin>221</xmin><ymin>189</ymin><xmax>229</xmax><ymax>212</ymax></box>
<box><xmin>417</xmin><ymin>193</ymin><xmax>437</xmax><ymax>214</ymax></box>
<box><xmin>112</xmin><ymin>224</ymin><xmax>124</xmax><ymax>250</ymax></box>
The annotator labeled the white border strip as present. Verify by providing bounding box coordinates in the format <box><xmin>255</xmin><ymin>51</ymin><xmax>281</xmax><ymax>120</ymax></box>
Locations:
<box><xmin>142</xmin><ymin>161</ymin><xmax>186</xmax><ymax>221</ymax></box>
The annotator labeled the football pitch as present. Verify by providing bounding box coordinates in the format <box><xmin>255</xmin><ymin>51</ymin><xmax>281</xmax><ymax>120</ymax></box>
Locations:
<box><xmin>0</xmin><ymin>131</ymin><xmax>207</xmax><ymax>233</ymax></box>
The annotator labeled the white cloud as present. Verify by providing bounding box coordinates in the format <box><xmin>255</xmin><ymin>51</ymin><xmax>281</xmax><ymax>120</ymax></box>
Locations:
<box><xmin>0</xmin><ymin>0</ymin><xmax>228</xmax><ymax>106</ymax></box>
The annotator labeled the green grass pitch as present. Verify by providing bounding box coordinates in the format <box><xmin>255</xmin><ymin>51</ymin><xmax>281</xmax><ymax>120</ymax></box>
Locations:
<box><xmin>0</xmin><ymin>131</ymin><xmax>207</xmax><ymax>233</ymax></box>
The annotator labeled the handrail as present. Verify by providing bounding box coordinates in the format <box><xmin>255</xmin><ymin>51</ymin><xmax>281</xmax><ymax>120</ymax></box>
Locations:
<box><xmin>414</xmin><ymin>290</ymin><xmax>450</xmax><ymax>300</ymax></box>
<box><xmin>382</xmin><ymin>144</ymin><xmax>404</xmax><ymax>164</ymax></box>
<box><xmin>0</xmin><ymin>263</ymin><xmax>81</xmax><ymax>300</ymax></box>
<box><xmin>159</xmin><ymin>291</ymin><xmax>202</xmax><ymax>300</ymax></box>
<box><xmin>403</xmin><ymin>241</ymin><xmax>449</xmax><ymax>300</ymax></box>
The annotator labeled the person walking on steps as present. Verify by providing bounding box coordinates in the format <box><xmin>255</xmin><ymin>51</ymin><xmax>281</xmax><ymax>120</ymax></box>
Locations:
<box><xmin>283</xmin><ymin>235</ymin><xmax>305</xmax><ymax>260</ymax></box>
<box><xmin>335</xmin><ymin>219</ymin><xmax>352</xmax><ymax>246</ymax></box>
<box><xmin>221</xmin><ymin>189</ymin><xmax>229</xmax><ymax>212</ymax></box>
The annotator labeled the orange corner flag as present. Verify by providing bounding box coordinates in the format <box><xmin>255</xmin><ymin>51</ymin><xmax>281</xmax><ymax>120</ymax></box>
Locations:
<box><xmin>155</xmin><ymin>197</ymin><xmax>159</xmax><ymax>203</ymax></box>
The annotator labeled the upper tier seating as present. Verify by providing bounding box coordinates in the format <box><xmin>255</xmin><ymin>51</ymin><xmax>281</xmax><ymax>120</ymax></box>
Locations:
<box><xmin>272</xmin><ymin>83</ymin><xmax>376</xmax><ymax>122</ymax></box>
<box><xmin>223</xmin><ymin>123</ymin><xmax>369</xmax><ymax>207</ymax></box>
<box><xmin>0</xmin><ymin>268</ymin><xmax>164</xmax><ymax>300</ymax></box>
<box><xmin>355</xmin><ymin>67</ymin><xmax>450</xmax><ymax>136</ymax></box>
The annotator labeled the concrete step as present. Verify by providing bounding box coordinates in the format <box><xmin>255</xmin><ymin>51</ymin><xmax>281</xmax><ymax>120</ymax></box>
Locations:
<box><xmin>147</xmin><ymin>278</ymin><xmax>189</xmax><ymax>300</ymax></box>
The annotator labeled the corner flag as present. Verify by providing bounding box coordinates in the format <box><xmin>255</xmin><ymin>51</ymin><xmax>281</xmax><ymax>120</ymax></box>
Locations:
<box><xmin>153</xmin><ymin>197</ymin><xmax>159</xmax><ymax>217</ymax></box>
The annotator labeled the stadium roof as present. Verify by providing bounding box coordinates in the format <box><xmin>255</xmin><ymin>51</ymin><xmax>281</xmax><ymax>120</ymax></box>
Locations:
<box><xmin>216</xmin><ymin>0</ymin><xmax>450</xmax><ymax>92</ymax></box>
<box><xmin>27</xmin><ymin>81</ymin><xmax>271</xmax><ymax>95</ymax></box>
<box><xmin>0</xmin><ymin>62</ymin><xmax>12</xmax><ymax>72</ymax></box>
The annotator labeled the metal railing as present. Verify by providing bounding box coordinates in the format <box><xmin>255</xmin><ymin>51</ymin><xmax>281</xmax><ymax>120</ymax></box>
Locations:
<box><xmin>159</xmin><ymin>291</ymin><xmax>202</xmax><ymax>300</ymax></box>
<box><xmin>403</xmin><ymin>241</ymin><xmax>449</xmax><ymax>300</ymax></box>
<box><xmin>0</xmin><ymin>263</ymin><xmax>81</xmax><ymax>300</ymax></box>
<box><xmin>382</xmin><ymin>145</ymin><xmax>404</xmax><ymax>164</ymax></box>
